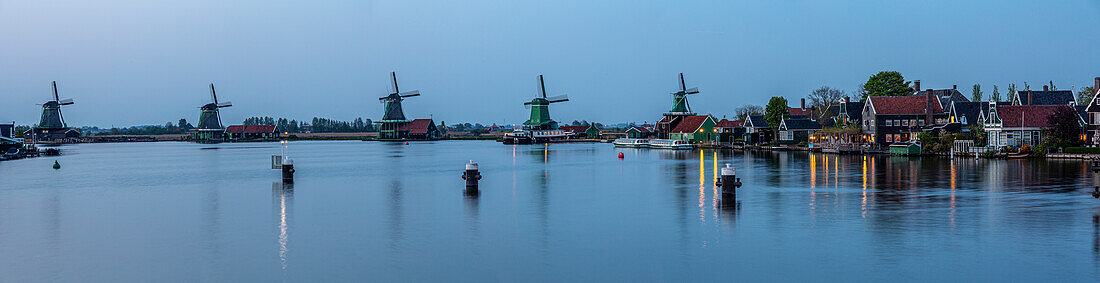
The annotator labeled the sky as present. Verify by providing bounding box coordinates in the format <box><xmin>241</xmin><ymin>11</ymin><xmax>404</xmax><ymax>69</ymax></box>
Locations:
<box><xmin>2</xmin><ymin>0</ymin><xmax>1100</xmax><ymax>127</ymax></box>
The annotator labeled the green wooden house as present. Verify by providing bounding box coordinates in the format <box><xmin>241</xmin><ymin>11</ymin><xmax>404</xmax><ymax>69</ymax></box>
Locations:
<box><xmin>889</xmin><ymin>142</ymin><xmax>922</xmax><ymax>155</ymax></box>
<box><xmin>669</xmin><ymin>115</ymin><xmax>718</xmax><ymax>143</ymax></box>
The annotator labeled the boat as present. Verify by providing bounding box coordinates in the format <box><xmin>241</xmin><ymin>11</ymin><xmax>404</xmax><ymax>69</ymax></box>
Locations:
<box><xmin>647</xmin><ymin>139</ymin><xmax>693</xmax><ymax>149</ymax></box>
<box><xmin>613</xmin><ymin>138</ymin><xmax>649</xmax><ymax>148</ymax></box>
<box><xmin>502</xmin><ymin>129</ymin><xmax>571</xmax><ymax>144</ymax></box>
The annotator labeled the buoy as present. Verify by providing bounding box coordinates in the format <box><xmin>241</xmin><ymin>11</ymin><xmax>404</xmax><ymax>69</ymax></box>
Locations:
<box><xmin>405</xmin><ymin>142</ymin><xmax>409</xmax><ymax>145</ymax></box>
<box><xmin>618</xmin><ymin>152</ymin><xmax>624</xmax><ymax>159</ymax></box>
<box><xmin>281</xmin><ymin>158</ymin><xmax>295</xmax><ymax>184</ymax></box>
<box><xmin>716</xmin><ymin>163</ymin><xmax>741</xmax><ymax>195</ymax></box>
<box><xmin>52</xmin><ymin>160</ymin><xmax>60</xmax><ymax>169</ymax></box>
<box><xmin>461</xmin><ymin>160</ymin><xmax>482</xmax><ymax>193</ymax></box>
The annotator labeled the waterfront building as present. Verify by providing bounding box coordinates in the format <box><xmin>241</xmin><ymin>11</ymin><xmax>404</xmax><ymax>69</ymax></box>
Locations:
<box><xmin>656</xmin><ymin>73</ymin><xmax>701</xmax><ymax>139</ymax></box>
<box><xmin>909</xmin><ymin>81</ymin><xmax>971</xmax><ymax>110</ymax></box>
<box><xmin>396</xmin><ymin>119</ymin><xmax>441</xmax><ymax>140</ymax></box>
<box><xmin>1</xmin><ymin>122</ymin><xmax>15</xmax><ymax>139</ymax></box>
<box><xmin>715</xmin><ymin>119</ymin><xmax>744</xmax><ymax>144</ymax></box>
<box><xmin>834</xmin><ymin>97</ymin><xmax>865</xmax><ymax>127</ymax></box>
<box><xmin>377</xmin><ymin>72</ymin><xmax>433</xmax><ymax>141</ymax></box>
<box><xmin>225</xmin><ymin>125</ymin><xmax>279</xmax><ymax>141</ymax></box>
<box><xmin>27</xmin><ymin>81</ymin><xmax>81</xmax><ymax>144</ymax></box>
<box><xmin>948</xmin><ymin>101</ymin><xmax>988</xmax><ymax>128</ymax></box>
<box><xmin>788</xmin><ymin>98</ymin><xmax>813</xmax><ymax>120</ymax></box>
<box><xmin>742</xmin><ymin>115</ymin><xmax>772</xmax><ymax>144</ymax></box>
<box><xmin>1011</xmin><ymin>86</ymin><xmax>1076</xmax><ymax>106</ymax></box>
<box><xmin>189</xmin><ymin>84</ymin><xmax>231</xmax><ymax>143</ymax></box>
<box><xmin>1080</xmin><ymin>78</ymin><xmax>1100</xmax><ymax>144</ymax></box>
<box><xmin>559</xmin><ymin>125</ymin><xmax>599</xmax><ymax>139</ymax></box>
<box><xmin>984</xmin><ymin>104</ymin><xmax>1080</xmax><ymax>147</ymax></box>
<box><xmin>861</xmin><ymin>95</ymin><xmax>947</xmax><ymax>145</ymax></box>
<box><xmin>625</xmin><ymin>126</ymin><xmax>655</xmax><ymax>139</ymax></box>
<box><xmin>778</xmin><ymin>119</ymin><xmax>822</xmax><ymax>145</ymax></box>
<box><xmin>668</xmin><ymin>115</ymin><xmax>717</xmax><ymax>144</ymax></box>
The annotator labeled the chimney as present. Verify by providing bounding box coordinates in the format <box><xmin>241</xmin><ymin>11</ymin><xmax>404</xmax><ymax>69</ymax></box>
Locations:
<box><xmin>1043</xmin><ymin>85</ymin><xmax>1049</xmax><ymax>91</ymax></box>
<box><xmin>914</xmin><ymin>80</ymin><xmax>920</xmax><ymax>94</ymax></box>
<box><xmin>1095</xmin><ymin>77</ymin><xmax>1099</xmax><ymax>92</ymax></box>
<box><xmin>926</xmin><ymin>92</ymin><xmax>934</xmax><ymax>125</ymax></box>
<box><xmin>953</xmin><ymin>85</ymin><xmax>957</xmax><ymax>90</ymax></box>
<box><xmin>1027</xmin><ymin>90</ymin><xmax>1032</xmax><ymax>105</ymax></box>
<box><xmin>800</xmin><ymin>98</ymin><xmax>806</xmax><ymax>109</ymax></box>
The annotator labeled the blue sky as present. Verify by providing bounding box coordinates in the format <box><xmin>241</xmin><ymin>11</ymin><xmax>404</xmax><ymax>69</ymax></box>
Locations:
<box><xmin>2</xmin><ymin>0</ymin><xmax>1099</xmax><ymax>127</ymax></box>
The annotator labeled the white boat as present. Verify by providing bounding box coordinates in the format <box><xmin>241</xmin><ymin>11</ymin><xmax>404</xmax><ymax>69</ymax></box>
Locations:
<box><xmin>613</xmin><ymin>138</ymin><xmax>649</xmax><ymax>148</ymax></box>
<box><xmin>502</xmin><ymin>129</ymin><xmax>572</xmax><ymax>144</ymax></box>
<box><xmin>647</xmin><ymin>139</ymin><xmax>693</xmax><ymax>149</ymax></box>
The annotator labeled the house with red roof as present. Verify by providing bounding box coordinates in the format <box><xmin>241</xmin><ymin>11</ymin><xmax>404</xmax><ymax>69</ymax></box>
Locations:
<box><xmin>668</xmin><ymin>115</ymin><xmax>718</xmax><ymax>143</ymax></box>
<box><xmin>396</xmin><ymin>119</ymin><xmax>441</xmax><ymax>140</ymax></box>
<box><xmin>984</xmin><ymin>105</ymin><xmax>1082</xmax><ymax>147</ymax></box>
<box><xmin>861</xmin><ymin>95</ymin><xmax>948</xmax><ymax>145</ymax></box>
<box><xmin>1083</xmin><ymin>77</ymin><xmax>1100</xmax><ymax>144</ymax></box>
<box><xmin>714</xmin><ymin>119</ymin><xmax>744</xmax><ymax>144</ymax></box>
<box><xmin>225</xmin><ymin>125</ymin><xmax>279</xmax><ymax>141</ymax></box>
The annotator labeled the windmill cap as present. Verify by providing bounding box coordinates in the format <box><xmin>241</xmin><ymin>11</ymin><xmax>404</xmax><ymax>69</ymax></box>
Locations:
<box><xmin>282</xmin><ymin>158</ymin><xmax>293</xmax><ymax>165</ymax></box>
<box><xmin>466</xmin><ymin>160</ymin><xmax>478</xmax><ymax>170</ymax></box>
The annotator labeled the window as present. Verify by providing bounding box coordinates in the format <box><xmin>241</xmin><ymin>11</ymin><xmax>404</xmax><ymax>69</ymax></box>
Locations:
<box><xmin>918</xmin><ymin>120</ymin><xmax>925</xmax><ymax>126</ymax></box>
<box><xmin>902</xmin><ymin>120</ymin><xmax>909</xmax><ymax>126</ymax></box>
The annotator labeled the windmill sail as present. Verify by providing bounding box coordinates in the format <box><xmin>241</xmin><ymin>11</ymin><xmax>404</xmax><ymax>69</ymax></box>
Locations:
<box><xmin>197</xmin><ymin>83</ymin><xmax>229</xmax><ymax>130</ymax></box>
<box><xmin>38</xmin><ymin>81</ymin><xmax>71</xmax><ymax>129</ymax></box>
<box><xmin>669</xmin><ymin>73</ymin><xmax>698</xmax><ymax>114</ymax></box>
<box><xmin>380</xmin><ymin>72</ymin><xmax>420</xmax><ymax>121</ymax></box>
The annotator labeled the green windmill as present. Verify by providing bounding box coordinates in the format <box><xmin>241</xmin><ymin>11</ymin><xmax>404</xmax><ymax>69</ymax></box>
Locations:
<box><xmin>522</xmin><ymin>75</ymin><xmax>569</xmax><ymax>130</ymax></box>
<box><xmin>668</xmin><ymin>73</ymin><xmax>699</xmax><ymax>115</ymax></box>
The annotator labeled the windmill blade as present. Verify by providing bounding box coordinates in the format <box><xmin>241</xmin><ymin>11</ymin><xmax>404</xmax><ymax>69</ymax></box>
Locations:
<box><xmin>217</xmin><ymin>101</ymin><xmax>232</xmax><ymax>107</ymax></box>
<box><xmin>52</xmin><ymin>81</ymin><xmax>60</xmax><ymax>102</ymax></box>
<box><xmin>209</xmin><ymin>83</ymin><xmax>218</xmax><ymax>104</ymax></box>
<box><xmin>547</xmin><ymin>94</ymin><xmax>569</xmax><ymax>103</ymax></box>
<box><xmin>678</xmin><ymin>73</ymin><xmax>686</xmax><ymax>92</ymax></box>
<box><xmin>390</xmin><ymin>72</ymin><xmax>400</xmax><ymax>93</ymax></box>
<box><xmin>684</xmin><ymin>87</ymin><xmax>699</xmax><ymax>94</ymax></box>
<box><xmin>58</xmin><ymin>98</ymin><xmax>74</xmax><ymax>105</ymax></box>
<box><xmin>398</xmin><ymin>90</ymin><xmax>420</xmax><ymax>97</ymax></box>
<box><xmin>537</xmin><ymin>75</ymin><xmax>546</xmax><ymax>98</ymax></box>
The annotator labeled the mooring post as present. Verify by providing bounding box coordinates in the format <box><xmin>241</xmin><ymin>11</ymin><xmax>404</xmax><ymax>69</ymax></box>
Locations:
<box><xmin>717</xmin><ymin>163</ymin><xmax>741</xmax><ymax>195</ymax></box>
<box><xmin>461</xmin><ymin>160</ymin><xmax>481</xmax><ymax>191</ymax></box>
<box><xmin>281</xmin><ymin>158</ymin><xmax>294</xmax><ymax>184</ymax></box>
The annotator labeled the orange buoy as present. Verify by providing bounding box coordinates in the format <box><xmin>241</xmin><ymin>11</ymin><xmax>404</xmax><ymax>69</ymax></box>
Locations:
<box><xmin>618</xmin><ymin>152</ymin><xmax>624</xmax><ymax>159</ymax></box>
<box><xmin>405</xmin><ymin>142</ymin><xmax>409</xmax><ymax>145</ymax></box>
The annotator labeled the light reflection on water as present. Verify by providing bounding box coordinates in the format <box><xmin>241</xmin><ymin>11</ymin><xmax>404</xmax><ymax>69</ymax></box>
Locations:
<box><xmin>0</xmin><ymin>141</ymin><xmax>1098</xmax><ymax>281</ymax></box>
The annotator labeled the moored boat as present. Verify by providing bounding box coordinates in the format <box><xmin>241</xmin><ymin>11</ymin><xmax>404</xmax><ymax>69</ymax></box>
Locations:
<box><xmin>613</xmin><ymin>138</ymin><xmax>649</xmax><ymax>148</ymax></box>
<box><xmin>647</xmin><ymin>139</ymin><xmax>693</xmax><ymax>149</ymax></box>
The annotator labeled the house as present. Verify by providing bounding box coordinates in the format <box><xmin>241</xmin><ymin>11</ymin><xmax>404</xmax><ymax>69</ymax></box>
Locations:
<box><xmin>669</xmin><ymin>115</ymin><xmax>717</xmax><ymax>143</ymax></box>
<box><xmin>835</xmin><ymin>97</ymin><xmax>864</xmax><ymax>127</ymax></box>
<box><xmin>743</xmin><ymin>115</ymin><xmax>772</xmax><ymax>144</ymax></box>
<box><xmin>24</xmin><ymin>128</ymin><xmax>81</xmax><ymax>143</ymax></box>
<box><xmin>1011</xmin><ymin>86</ymin><xmax>1076</xmax><ymax>106</ymax></box>
<box><xmin>778</xmin><ymin>119</ymin><xmax>822</xmax><ymax>145</ymax></box>
<box><xmin>948</xmin><ymin>101</ymin><xmax>988</xmax><ymax>128</ymax></box>
<box><xmin>225</xmin><ymin>125</ymin><xmax>279</xmax><ymax>141</ymax></box>
<box><xmin>559</xmin><ymin>124</ymin><xmax>600</xmax><ymax>139</ymax></box>
<box><xmin>625</xmin><ymin>126</ymin><xmax>655</xmax><ymax>139</ymax></box>
<box><xmin>0</xmin><ymin>122</ymin><xmax>13</xmax><ymax>139</ymax></box>
<box><xmin>862</xmin><ymin>95</ymin><xmax>947</xmax><ymax>145</ymax></box>
<box><xmin>397</xmin><ymin>119</ymin><xmax>442</xmax><ymax>140</ymax></box>
<box><xmin>788</xmin><ymin>98</ymin><xmax>812</xmax><ymax>120</ymax></box>
<box><xmin>909</xmin><ymin>81</ymin><xmax>970</xmax><ymax>110</ymax></box>
<box><xmin>984</xmin><ymin>104</ymin><xmax>1079</xmax><ymax>147</ymax></box>
<box><xmin>715</xmin><ymin>119</ymin><xmax>744</xmax><ymax>144</ymax></box>
<box><xmin>1081</xmin><ymin>78</ymin><xmax>1100</xmax><ymax>144</ymax></box>
<box><xmin>817</xmin><ymin>105</ymin><xmax>840</xmax><ymax>128</ymax></box>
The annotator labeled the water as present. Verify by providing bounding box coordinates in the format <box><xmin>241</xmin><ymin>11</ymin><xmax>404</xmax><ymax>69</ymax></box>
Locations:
<box><xmin>1</xmin><ymin>141</ymin><xmax>1098</xmax><ymax>281</ymax></box>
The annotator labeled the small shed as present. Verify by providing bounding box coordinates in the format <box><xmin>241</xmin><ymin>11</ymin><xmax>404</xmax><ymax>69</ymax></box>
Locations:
<box><xmin>625</xmin><ymin>126</ymin><xmax>654</xmax><ymax>139</ymax></box>
<box><xmin>889</xmin><ymin>142</ymin><xmax>922</xmax><ymax>155</ymax></box>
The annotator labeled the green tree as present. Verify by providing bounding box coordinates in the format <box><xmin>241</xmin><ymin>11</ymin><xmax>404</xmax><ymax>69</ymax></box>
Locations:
<box><xmin>1048</xmin><ymin>80</ymin><xmax>1056</xmax><ymax>91</ymax></box>
<box><xmin>1007</xmin><ymin>84</ymin><xmax>1017</xmax><ymax>102</ymax></box>
<box><xmin>860</xmin><ymin>71</ymin><xmax>912</xmax><ymax>100</ymax></box>
<box><xmin>991</xmin><ymin>85</ymin><xmax>1001</xmax><ymax>102</ymax></box>
<box><xmin>971</xmin><ymin>84</ymin><xmax>983</xmax><ymax>101</ymax></box>
<box><xmin>764</xmin><ymin>96</ymin><xmax>789</xmax><ymax>131</ymax></box>
<box><xmin>1044</xmin><ymin>106</ymin><xmax>1083</xmax><ymax>148</ymax></box>
<box><xmin>1077</xmin><ymin>86</ymin><xmax>1095</xmax><ymax>105</ymax></box>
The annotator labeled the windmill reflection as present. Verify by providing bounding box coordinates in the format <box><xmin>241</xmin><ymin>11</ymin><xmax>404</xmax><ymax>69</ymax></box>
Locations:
<box><xmin>272</xmin><ymin>182</ymin><xmax>294</xmax><ymax>270</ymax></box>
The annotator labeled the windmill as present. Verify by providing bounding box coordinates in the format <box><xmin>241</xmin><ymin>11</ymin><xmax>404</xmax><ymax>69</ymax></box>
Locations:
<box><xmin>668</xmin><ymin>73</ymin><xmax>699</xmax><ymax>115</ymax></box>
<box><xmin>379</xmin><ymin>72</ymin><xmax>421</xmax><ymax>122</ymax></box>
<box><xmin>37</xmin><ymin>81</ymin><xmax>74</xmax><ymax>129</ymax></box>
<box><xmin>197</xmin><ymin>83</ymin><xmax>232</xmax><ymax>130</ymax></box>
<box><xmin>523</xmin><ymin>75</ymin><xmax>569</xmax><ymax>130</ymax></box>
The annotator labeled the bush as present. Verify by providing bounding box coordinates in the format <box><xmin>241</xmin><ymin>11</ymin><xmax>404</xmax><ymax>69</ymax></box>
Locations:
<box><xmin>1031</xmin><ymin>144</ymin><xmax>1048</xmax><ymax>157</ymax></box>
<box><xmin>979</xmin><ymin>150</ymin><xmax>997</xmax><ymax>158</ymax></box>
<box><xmin>1019</xmin><ymin>144</ymin><xmax>1031</xmax><ymax>154</ymax></box>
<box><xmin>1065</xmin><ymin>147</ymin><xmax>1100</xmax><ymax>154</ymax></box>
<box><xmin>796</xmin><ymin>142</ymin><xmax>808</xmax><ymax>147</ymax></box>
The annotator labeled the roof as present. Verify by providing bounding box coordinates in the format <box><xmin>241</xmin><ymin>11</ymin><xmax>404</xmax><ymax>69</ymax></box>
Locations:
<box><xmin>868</xmin><ymin>96</ymin><xmax>944</xmax><ymax>115</ymax></box>
<box><xmin>225</xmin><ymin>125</ymin><xmax>276</xmax><ymax>134</ymax></box>
<box><xmin>781</xmin><ymin>119</ymin><xmax>822</xmax><ymax>131</ymax></box>
<box><xmin>841</xmin><ymin>101</ymin><xmax>865</xmax><ymax>121</ymax></box>
<box><xmin>788</xmin><ymin>108</ymin><xmax>810</xmax><ymax>116</ymax></box>
<box><xmin>398</xmin><ymin>119</ymin><xmax>434</xmax><ymax>134</ymax></box>
<box><xmin>912</xmin><ymin>89</ymin><xmax>969</xmax><ymax>109</ymax></box>
<box><xmin>950</xmin><ymin>101</ymin><xmax>985</xmax><ymax>124</ymax></box>
<box><xmin>1015</xmin><ymin>90</ymin><xmax>1075</xmax><ymax>106</ymax></box>
<box><xmin>558</xmin><ymin>125</ymin><xmax>592</xmax><ymax>133</ymax></box>
<box><xmin>626</xmin><ymin>126</ymin><xmax>650</xmax><ymax>133</ymax></box>
<box><xmin>715</xmin><ymin>119</ymin><xmax>743</xmax><ymax>128</ymax></box>
<box><xmin>671</xmin><ymin>115</ymin><xmax>712</xmax><ymax>133</ymax></box>
<box><xmin>995</xmin><ymin>105</ymin><xmax>1074</xmax><ymax>128</ymax></box>
<box><xmin>1076</xmin><ymin>105</ymin><xmax>1088</xmax><ymax>121</ymax></box>
<box><xmin>746</xmin><ymin>115</ymin><xmax>769</xmax><ymax>128</ymax></box>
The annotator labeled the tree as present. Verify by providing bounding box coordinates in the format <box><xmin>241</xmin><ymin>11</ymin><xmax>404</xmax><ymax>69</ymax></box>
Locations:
<box><xmin>971</xmin><ymin>84</ymin><xmax>983</xmax><ymax>102</ymax></box>
<box><xmin>808</xmin><ymin>86</ymin><xmax>844</xmax><ymax>116</ymax></box>
<box><xmin>1077</xmin><ymin>86</ymin><xmax>1095</xmax><ymax>105</ymax></box>
<box><xmin>1048</xmin><ymin>80</ymin><xmax>1056</xmax><ymax>91</ymax></box>
<box><xmin>165</xmin><ymin>122</ymin><xmax>175</xmax><ymax>128</ymax></box>
<box><xmin>1045</xmin><ymin>106</ymin><xmax>1083</xmax><ymax>148</ymax></box>
<box><xmin>1007</xmin><ymin>84</ymin><xmax>1017</xmax><ymax>102</ymax></box>
<box><xmin>734</xmin><ymin>104</ymin><xmax>764</xmax><ymax>119</ymax></box>
<box><xmin>1023</xmin><ymin>82</ymin><xmax>1030</xmax><ymax>91</ymax></box>
<box><xmin>764</xmin><ymin>96</ymin><xmax>789</xmax><ymax>131</ymax></box>
<box><xmin>991</xmin><ymin>85</ymin><xmax>1001</xmax><ymax>102</ymax></box>
<box><xmin>178</xmin><ymin>118</ymin><xmax>191</xmax><ymax>129</ymax></box>
<box><xmin>860</xmin><ymin>71</ymin><xmax>912</xmax><ymax>100</ymax></box>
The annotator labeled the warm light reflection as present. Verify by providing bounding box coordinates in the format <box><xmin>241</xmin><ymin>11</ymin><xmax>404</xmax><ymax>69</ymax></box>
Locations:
<box><xmin>861</xmin><ymin>156</ymin><xmax>867</xmax><ymax>218</ymax></box>
<box><xmin>810</xmin><ymin>153</ymin><xmax>817</xmax><ymax>188</ymax></box>
<box><xmin>698</xmin><ymin>150</ymin><xmax>705</xmax><ymax>223</ymax></box>
<box><xmin>950</xmin><ymin>160</ymin><xmax>957</xmax><ymax>229</ymax></box>
<box><xmin>278</xmin><ymin>189</ymin><xmax>289</xmax><ymax>270</ymax></box>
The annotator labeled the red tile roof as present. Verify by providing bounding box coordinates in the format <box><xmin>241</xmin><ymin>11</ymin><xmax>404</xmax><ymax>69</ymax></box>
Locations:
<box><xmin>869</xmin><ymin>96</ymin><xmax>944</xmax><ymax>115</ymax></box>
<box><xmin>715</xmin><ymin>119</ymin><xmax>743</xmax><ymax>128</ymax></box>
<box><xmin>788</xmin><ymin>108</ymin><xmax>810</xmax><ymax>116</ymax></box>
<box><xmin>671</xmin><ymin>115</ymin><xmax>711</xmax><ymax>133</ymax></box>
<box><xmin>996</xmin><ymin>105</ymin><xmax>1072</xmax><ymax>128</ymax></box>
<box><xmin>627</xmin><ymin>126</ymin><xmax>651</xmax><ymax>133</ymax></box>
<box><xmin>558</xmin><ymin>125</ymin><xmax>591</xmax><ymax>133</ymax></box>
<box><xmin>398</xmin><ymin>119</ymin><xmax>434</xmax><ymax>134</ymax></box>
<box><xmin>225</xmin><ymin>125</ymin><xmax>276</xmax><ymax>134</ymax></box>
